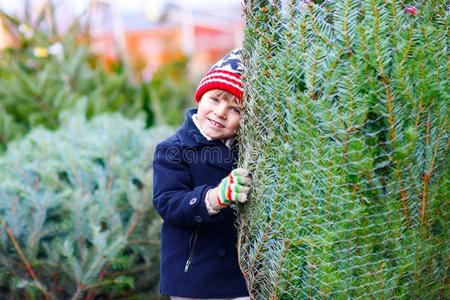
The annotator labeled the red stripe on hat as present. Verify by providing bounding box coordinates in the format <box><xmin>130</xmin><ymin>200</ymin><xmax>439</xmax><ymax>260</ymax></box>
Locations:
<box><xmin>201</xmin><ymin>70</ymin><xmax>241</xmax><ymax>80</ymax></box>
<box><xmin>199</xmin><ymin>70</ymin><xmax>242</xmax><ymax>86</ymax></box>
<box><xmin>208</xmin><ymin>69</ymin><xmax>241</xmax><ymax>76</ymax></box>
<box><xmin>197</xmin><ymin>78</ymin><xmax>243</xmax><ymax>93</ymax></box>
<box><xmin>195</xmin><ymin>70</ymin><xmax>243</xmax><ymax>102</ymax></box>
<box><xmin>199</xmin><ymin>76</ymin><xmax>243</xmax><ymax>89</ymax></box>
<box><xmin>195</xmin><ymin>82</ymin><xmax>244</xmax><ymax>102</ymax></box>
<box><xmin>200</xmin><ymin>75</ymin><xmax>242</xmax><ymax>86</ymax></box>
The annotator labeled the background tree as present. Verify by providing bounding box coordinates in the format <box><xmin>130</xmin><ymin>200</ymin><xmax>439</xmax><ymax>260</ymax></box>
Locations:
<box><xmin>0</xmin><ymin>105</ymin><xmax>173</xmax><ymax>299</ymax></box>
<box><xmin>0</xmin><ymin>9</ymin><xmax>196</xmax><ymax>152</ymax></box>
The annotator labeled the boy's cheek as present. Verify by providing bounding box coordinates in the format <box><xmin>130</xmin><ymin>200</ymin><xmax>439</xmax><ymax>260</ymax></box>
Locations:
<box><xmin>229</xmin><ymin>116</ymin><xmax>241</xmax><ymax>130</ymax></box>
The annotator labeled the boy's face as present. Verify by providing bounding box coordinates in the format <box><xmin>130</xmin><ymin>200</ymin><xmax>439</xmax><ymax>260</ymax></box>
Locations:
<box><xmin>197</xmin><ymin>89</ymin><xmax>242</xmax><ymax>140</ymax></box>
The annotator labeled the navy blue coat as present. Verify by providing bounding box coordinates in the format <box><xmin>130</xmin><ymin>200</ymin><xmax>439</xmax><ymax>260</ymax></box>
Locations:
<box><xmin>152</xmin><ymin>109</ymin><xmax>248</xmax><ymax>298</ymax></box>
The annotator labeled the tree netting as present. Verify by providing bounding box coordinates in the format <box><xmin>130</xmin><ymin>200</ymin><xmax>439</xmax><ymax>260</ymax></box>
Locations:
<box><xmin>238</xmin><ymin>1</ymin><xmax>448</xmax><ymax>299</ymax></box>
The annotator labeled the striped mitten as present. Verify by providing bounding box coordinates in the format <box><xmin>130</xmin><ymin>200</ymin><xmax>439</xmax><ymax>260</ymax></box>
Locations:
<box><xmin>216</xmin><ymin>168</ymin><xmax>252</xmax><ymax>207</ymax></box>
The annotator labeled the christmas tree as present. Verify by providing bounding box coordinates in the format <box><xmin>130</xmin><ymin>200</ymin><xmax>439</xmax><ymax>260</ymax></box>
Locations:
<box><xmin>0</xmin><ymin>11</ymin><xmax>147</xmax><ymax>151</ymax></box>
<box><xmin>0</xmin><ymin>104</ymin><xmax>173</xmax><ymax>299</ymax></box>
<box><xmin>238</xmin><ymin>1</ymin><xmax>448</xmax><ymax>298</ymax></box>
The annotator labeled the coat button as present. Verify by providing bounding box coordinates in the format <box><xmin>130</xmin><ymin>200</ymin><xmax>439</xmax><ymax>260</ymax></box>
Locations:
<box><xmin>194</xmin><ymin>215</ymin><xmax>203</xmax><ymax>223</ymax></box>
<box><xmin>189</xmin><ymin>197</ymin><xmax>198</xmax><ymax>206</ymax></box>
<box><xmin>218</xmin><ymin>248</ymin><xmax>227</xmax><ymax>257</ymax></box>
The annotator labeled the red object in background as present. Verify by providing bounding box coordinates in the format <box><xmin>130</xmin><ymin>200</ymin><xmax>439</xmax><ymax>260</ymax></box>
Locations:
<box><xmin>90</xmin><ymin>20</ymin><xmax>243</xmax><ymax>81</ymax></box>
<box><xmin>405</xmin><ymin>6</ymin><xmax>417</xmax><ymax>16</ymax></box>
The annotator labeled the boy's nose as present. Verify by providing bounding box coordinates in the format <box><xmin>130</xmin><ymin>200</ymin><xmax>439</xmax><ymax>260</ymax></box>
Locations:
<box><xmin>214</xmin><ymin>104</ymin><xmax>227</xmax><ymax>119</ymax></box>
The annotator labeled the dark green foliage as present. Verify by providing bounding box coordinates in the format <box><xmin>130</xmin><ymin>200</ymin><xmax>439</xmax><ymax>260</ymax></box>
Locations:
<box><xmin>239</xmin><ymin>1</ymin><xmax>448</xmax><ymax>299</ymax></box>
<box><xmin>0</xmin><ymin>109</ymin><xmax>174</xmax><ymax>299</ymax></box>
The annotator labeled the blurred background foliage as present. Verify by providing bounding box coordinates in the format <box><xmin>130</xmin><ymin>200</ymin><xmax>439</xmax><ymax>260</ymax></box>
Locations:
<box><xmin>0</xmin><ymin>107</ymin><xmax>173</xmax><ymax>299</ymax></box>
<box><xmin>0</xmin><ymin>8</ymin><xmax>195</xmax><ymax>152</ymax></box>
<box><xmin>150</xmin><ymin>56</ymin><xmax>196</xmax><ymax>126</ymax></box>
<box><xmin>0</xmin><ymin>2</ymin><xmax>196</xmax><ymax>298</ymax></box>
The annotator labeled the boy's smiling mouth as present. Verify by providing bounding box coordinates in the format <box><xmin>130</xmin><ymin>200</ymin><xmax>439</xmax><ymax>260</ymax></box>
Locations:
<box><xmin>208</xmin><ymin>118</ymin><xmax>225</xmax><ymax>128</ymax></box>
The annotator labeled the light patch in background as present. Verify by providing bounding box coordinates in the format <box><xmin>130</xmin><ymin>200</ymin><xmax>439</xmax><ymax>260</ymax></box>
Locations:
<box><xmin>0</xmin><ymin>0</ymin><xmax>240</xmax><ymax>16</ymax></box>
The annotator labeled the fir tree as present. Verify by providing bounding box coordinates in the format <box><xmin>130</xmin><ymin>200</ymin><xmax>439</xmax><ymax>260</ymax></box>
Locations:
<box><xmin>238</xmin><ymin>1</ymin><xmax>448</xmax><ymax>299</ymax></box>
<box><xmin>0</xmin><ymin>104</ymin><xmax>173</xmax><ymax>299</ymax></box>
<box><xmin>0</xmin><ymin>23</ymin><xmax>147</xmax><ymax>152</ymax></box>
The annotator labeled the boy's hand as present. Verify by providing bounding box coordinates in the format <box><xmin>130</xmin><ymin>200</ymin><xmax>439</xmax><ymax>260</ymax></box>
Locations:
<box><xmin>208</xmin><ymin>168</ymin><xmax>252</xmax><ymax>211</ymax></box>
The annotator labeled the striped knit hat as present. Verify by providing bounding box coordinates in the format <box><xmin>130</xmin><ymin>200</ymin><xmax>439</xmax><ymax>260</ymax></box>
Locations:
<box><xmin>194</xmin><ymin>48</ymin><xmax>243</xmax><ymax>102</ymax></box>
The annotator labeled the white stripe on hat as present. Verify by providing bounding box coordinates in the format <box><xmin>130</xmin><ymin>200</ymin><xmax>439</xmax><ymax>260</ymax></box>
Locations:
<box><xmin>200</xmin><ymin>72</ymin><xmax>242</xmax><ymax>86</ymax></box>
<box><xmin>198</xmin><ymin>78</ymin><xmax>244</xmax><ymax>92</ymax></box>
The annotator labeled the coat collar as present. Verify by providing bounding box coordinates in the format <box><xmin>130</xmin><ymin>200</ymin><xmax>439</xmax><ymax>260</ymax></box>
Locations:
<box><xmin>176</xmin><ymin>109</ymin><xmax>238</xmax><ymax>170</ymax></box>
<box><xmin>176</xmin><ymin>108</ymin><xmax>227</xmax><ymax>148</ymax></box>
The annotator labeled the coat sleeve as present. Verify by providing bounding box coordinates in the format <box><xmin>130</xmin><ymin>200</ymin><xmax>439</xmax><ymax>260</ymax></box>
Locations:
<box><xmin>152</xmin><ymin>141</ymin><xmax>218</xmax><ymax>228</ymax></box>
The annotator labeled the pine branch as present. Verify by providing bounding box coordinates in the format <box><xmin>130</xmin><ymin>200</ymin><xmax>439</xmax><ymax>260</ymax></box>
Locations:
<box><xmin>0</xmin><ymin>217</ymin><xmax>51</xmax><ymax>300</ymax></box>
<box><xmin>420</xmin><ymin>116</ymin><xmax>448</xmax><ymax>226</ymax></box>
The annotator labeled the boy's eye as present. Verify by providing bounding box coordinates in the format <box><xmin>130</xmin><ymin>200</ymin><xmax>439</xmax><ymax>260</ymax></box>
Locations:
<box><xmin>231</xmin><ymin>107</ymin><xmax>241</xmax><ymax>115</ymax></box>
<box><xmin>211</xmin><ymin>97</ymin><xmax>220</xmax><ymax>103</ymax></box>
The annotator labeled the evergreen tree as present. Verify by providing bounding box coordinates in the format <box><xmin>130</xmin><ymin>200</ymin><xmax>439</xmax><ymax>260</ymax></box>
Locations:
<box><xmin>0</xmin><ymin>15</ymin><xmax>147</xmax><ymax>152</ymax></box>
<box><xmin>0</xmin><ymin>104</ymin><xmax>173</xmax><ymax>299</ymax></box>
<box><xmin>238</xmin><ymin>1</ymin><xmax>448</xmax><ymax>299</ymax></box>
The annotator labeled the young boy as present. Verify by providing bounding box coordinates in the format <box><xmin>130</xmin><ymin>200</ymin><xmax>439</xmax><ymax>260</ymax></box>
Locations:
<box><xmin>152</xmin><ymin>49</ymin><xmax>251</xmax><ymax>299</ymax></box>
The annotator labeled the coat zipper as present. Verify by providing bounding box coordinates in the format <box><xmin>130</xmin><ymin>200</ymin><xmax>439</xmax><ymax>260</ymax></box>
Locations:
<box><xmin>184</xmin><ymin>258</ymin><xmax>192</xmax><ymax>272</ymax></box>
<box><xmin>184</xmin><ymin>229</ymin><xmax>198</xmax><ymax>272</ymax></box>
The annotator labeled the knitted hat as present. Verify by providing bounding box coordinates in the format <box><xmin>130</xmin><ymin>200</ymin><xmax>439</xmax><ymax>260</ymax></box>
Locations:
<box><xmin>194</xmin><ymin>48</ymin><xmax>243</xmax><ymax>102</ymax></box>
